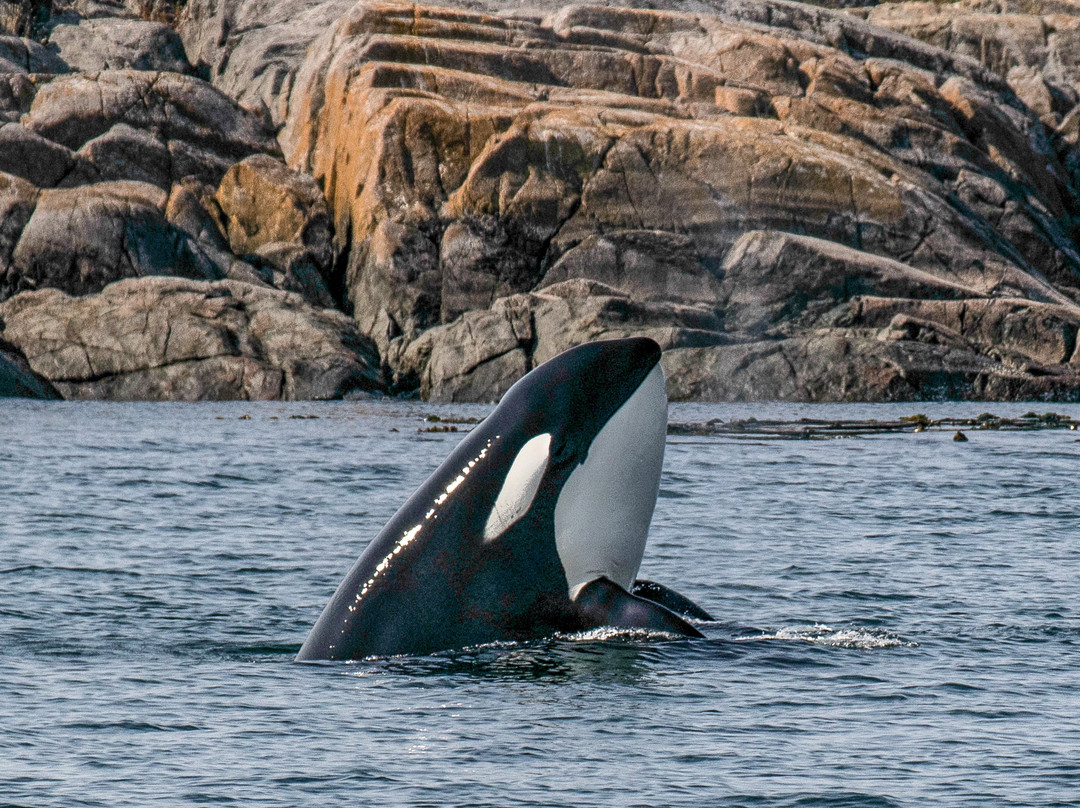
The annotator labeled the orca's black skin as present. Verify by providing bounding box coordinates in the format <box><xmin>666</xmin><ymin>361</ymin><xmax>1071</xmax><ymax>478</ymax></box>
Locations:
<box><xmin>297</xmin><ymin>338</ymin><xmax>707</xmax><ymax>661</ymax></box>
<box><xmin>632</xmin><ymin>580</ymin><xmax>715</xmax><ymax>621</ymax></box>
<box><xmin>576</xmin><ymin>578</ymin><xmax>704</xmax><ymax>638</ymax></box>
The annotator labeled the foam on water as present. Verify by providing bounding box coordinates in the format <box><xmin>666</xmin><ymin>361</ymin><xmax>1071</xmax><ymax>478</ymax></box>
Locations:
<box><xmin>735</xmin><ymin>623</ymin><xmax>918</xmax><ymax>649</ymax></box>
<box><xmin>563</xmin><ymin>625</ymin><xmax>688</xmax><ymax>642</ymax></box>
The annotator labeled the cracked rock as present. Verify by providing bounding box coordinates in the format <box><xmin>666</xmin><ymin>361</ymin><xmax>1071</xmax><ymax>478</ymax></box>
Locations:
<box><xmin>0</xmin><ymin>276</ymin><xmax>386</xmax><ymax>400</ymax></box>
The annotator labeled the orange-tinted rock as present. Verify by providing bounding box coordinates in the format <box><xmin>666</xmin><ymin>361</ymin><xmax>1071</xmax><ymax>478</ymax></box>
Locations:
<box><xmin>253</xmin><ymin>0</ymin><xmax>1080</xmax><ymax>399</ymax></box>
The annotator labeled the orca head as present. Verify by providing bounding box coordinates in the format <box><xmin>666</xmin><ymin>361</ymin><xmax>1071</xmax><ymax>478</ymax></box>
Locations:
<box><xmin>481</xmin><ymin>337</ymin><xmax>668</xmax><ymax>598</ymax></box>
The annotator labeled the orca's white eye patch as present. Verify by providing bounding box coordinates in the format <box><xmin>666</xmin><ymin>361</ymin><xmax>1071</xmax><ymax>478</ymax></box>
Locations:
<box><xmin>483</xmin><ymin>433</ymin><xmax>552</xmax><ymax>541</ymax></box>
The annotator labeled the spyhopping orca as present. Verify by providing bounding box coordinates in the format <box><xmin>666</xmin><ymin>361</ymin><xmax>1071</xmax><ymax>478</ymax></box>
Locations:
<box><xmin>297</xmin><ymin>337</ymin><xmax>711</xmax><ymax>661</ymax></box>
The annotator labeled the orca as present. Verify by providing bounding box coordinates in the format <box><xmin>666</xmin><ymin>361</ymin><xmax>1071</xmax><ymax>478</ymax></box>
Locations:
<box><xmin>296</xmin><ymin>337</ymin><xmax>710</xmax><ymax>661</ymax></box>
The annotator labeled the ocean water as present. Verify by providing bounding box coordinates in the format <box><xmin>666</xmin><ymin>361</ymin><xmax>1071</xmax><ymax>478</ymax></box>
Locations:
<box><xmin>2</xmin><ymin>399</ymin><xmax>1079</xmax><ymax>807</ymax></box>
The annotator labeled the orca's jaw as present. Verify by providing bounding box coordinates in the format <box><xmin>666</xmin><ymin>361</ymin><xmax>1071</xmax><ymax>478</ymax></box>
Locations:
<box><xmin>553</xmin><ymin>363</ymin><xmax>668</xmax><ymax>597</ymax></box>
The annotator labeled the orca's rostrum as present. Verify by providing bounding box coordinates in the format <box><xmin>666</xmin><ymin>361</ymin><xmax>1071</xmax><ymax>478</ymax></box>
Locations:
<box><xmin>297</xmin><ymin>337</ymin><xmax>710</xmax><ymax>661</ymax></box>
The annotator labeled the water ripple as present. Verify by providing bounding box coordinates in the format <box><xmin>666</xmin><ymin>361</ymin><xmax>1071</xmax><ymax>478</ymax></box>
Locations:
<box><xmin>2</xmin><ymin>400</ymin><xmax>1080</xmax><ymax>807</ymax></box>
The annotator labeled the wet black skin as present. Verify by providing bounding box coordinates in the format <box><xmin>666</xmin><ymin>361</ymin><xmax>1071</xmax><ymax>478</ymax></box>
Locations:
<box><xmin>296</xmin><ymin>338</ymin><xmax>705</xmax><ymax>661</ymax></box>
<box><xmin>632</xmin><ymin>580</ymin><xmax>714</xmax><ymax>621</ymax></box>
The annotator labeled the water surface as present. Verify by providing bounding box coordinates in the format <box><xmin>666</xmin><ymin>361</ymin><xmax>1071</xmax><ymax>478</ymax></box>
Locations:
<box><xmin>2</xmin><ymin>400</ymin><xmax>1079</xmax><ymax>807</ymax></box>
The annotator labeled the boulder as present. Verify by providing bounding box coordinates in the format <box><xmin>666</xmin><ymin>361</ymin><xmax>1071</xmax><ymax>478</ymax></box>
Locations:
<box><xmin>47</xmin><ymin>18</ymin><xmax>192</xmax><ymax>74</ymax></box>
<box><xmin>22</xmin><ymin>70</ymin><xmax>280</xmax><ymax>187</ymax></box>
<box><xmin>214</xmin><ymin>154</ymin><xmax>336</xmax><ymax>305</ymax></box>
<box><xmin>63</xmin><ymin>122</ymin><xmax>175</xmax><ymax>188</ymax></box>
<box><xmin>0</xmin><ymin>172</ymin><xmax>38</xmax><ymax>280</ymax></box>
<box><xmin>0</xmin><ymin>277</ymin><xmax>385</xmax><ymax>400</ymax></box>
<box><xmin>0</xmin><ymin>72</ymin><xmax>37</xmax><ymax>123</ymax></box>
<box><xmin>2</xmin><ymin>180</ymin><xmax>225</xmax><ymax>302</ymax></box>
<box><xmin>0</xmin><ymin>35</ymin><xmax>68</xmax><ymax>73</ymax></box>
<box><xmin>0</xmin><ymin>123</ymin><xmax>74</xmax><ymax>187</ymax></box>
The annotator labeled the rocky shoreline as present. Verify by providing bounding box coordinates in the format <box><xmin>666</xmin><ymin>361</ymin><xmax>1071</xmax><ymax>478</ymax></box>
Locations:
<box><xmin>5</xmin><ymin>0</ymin><xmax>1080</xmax><ymax>401</ymax></box>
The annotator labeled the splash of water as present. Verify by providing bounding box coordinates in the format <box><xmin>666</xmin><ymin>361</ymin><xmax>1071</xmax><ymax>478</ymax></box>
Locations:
<box><xmin>736</xmin><ymin>623</ymin><xmax>917</xmax><ymax>649</ymax></box>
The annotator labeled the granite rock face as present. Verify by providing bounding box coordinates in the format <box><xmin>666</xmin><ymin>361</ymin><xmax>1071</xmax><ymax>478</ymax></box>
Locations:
<box><xmin>0</xmin><ymin>68</ymin><xmax>286</xmax><ymax>307</ymax></box>
<box><xmin>213</xmin><ymin>154</ymin><xmax>338</xmax><ymax>307</ymax></box>
<box><xmin>0</xmin><ymin>336</ymin><xmax>59</xmax><ymax>397</ymax></box>
<box><xmin>0</xmin><ymin>46</ymin><xmax>371</xmax><ymax>398</ymax></box>
<box><xmin>237</xmin><ymin>0</ymin><xmax>1080</xmax><ymax>399</ymax></box>
<box><xmin>855</xmin><ymin>0</ymin><xmax>1080</xmax><ymax>125</ymax></box>
<box><xmin>20</xmin><ymin>69</ymin><xmax>281</xmax><ymax>187</ymax></box>
<box><xmin>48</xmin><ymin>18</ymin><xmax>192</xmax><ymax>73</ymax></box>
<box><xmin>0</xmin><ymin>277</ymin><xmax>384</xmax><ymax>399</ymax></box>
<box><xmin>0</xmin><ymin>33</ymin><xmax>376</xmax><ymax>399</ymax></box>
<box><xmin>8</xmin><ymin>0</ymin><xmax>1080</xmax><ymax>400</ymax></box>
<box><xmin>180</xmin><ymin>0</ymin><xmax>357</xmax><ymax>124</ymax></box>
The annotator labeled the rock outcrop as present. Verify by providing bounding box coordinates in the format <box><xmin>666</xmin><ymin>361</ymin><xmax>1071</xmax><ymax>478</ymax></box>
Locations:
<box><xmin>0</xmin><ymin>50</ymin><xmax>364</xmax><ymax>398</ymax></box>
<box><xmin>6</xmin><ymin>0</ymin><xmax>1080</xmax><ymax>400</ymax></box>
<box><xmin>249</xmin><ymin>0</ymin><xmax>1080</xmax><ymax>398</ymax></box>
<box><xmin>0</xmin><ymin>67</ymin><xmax>288</xmax><ymax>310</ymax></box>
<box><xmin>0</xmin><ymin>277</ymin><xmax>384</xmax><ymax>399</ymax></box>
<box><xmin>48</xmin><ymin>18</ymin><xmax>191</xmax><ymax>73</ymax></box>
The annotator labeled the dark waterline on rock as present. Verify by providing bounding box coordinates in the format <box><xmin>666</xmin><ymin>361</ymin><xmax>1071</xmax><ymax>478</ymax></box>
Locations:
<box><xmin>2</xmin><ymin>400</ymin><xmax>1080</xmax><ymax>807</ymax></box>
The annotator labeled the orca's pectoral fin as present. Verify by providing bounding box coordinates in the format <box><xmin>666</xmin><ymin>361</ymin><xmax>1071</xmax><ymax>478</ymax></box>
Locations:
<box><xmin>573</xmin><ymin>577</ymin><xmax>704</xmax><ymax>639</ymax></box>
<box><xmin>632</xmin><ymin>579</ymin><xmax>714</xmax><ymax>622</ymax></box>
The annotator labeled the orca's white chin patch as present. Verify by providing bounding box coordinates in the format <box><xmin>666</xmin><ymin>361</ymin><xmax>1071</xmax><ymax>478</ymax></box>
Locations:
<box><xmin>554</xmin><ymin>363</ymin><xmax>668</xmax><ymax>597</ymax></box>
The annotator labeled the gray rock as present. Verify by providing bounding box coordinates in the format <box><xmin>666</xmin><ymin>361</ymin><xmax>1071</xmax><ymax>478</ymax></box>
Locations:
<box><xmin>539</xmin><ymin>230</ymin><xmax>726</xmax><ymax>307</ymax></box>
<box><xmin>48</xmin><ymin>18</ymin><xmax>191</xmax><ymax>73</ymax></box>
<box><xmin>179</xmin><ymin>0</ymin><xmax>357</xmax><ymax>126</ymax></box>
<box><xmin>0</xmin><ymin>35</ymin><xmax>68</xmax><ymax>73</ymax></box>
<box><xmin>0</xmin><ymin>276</ymin><xmax>385</xmax><ymax>400</ymax></box>
<box><xmin>0</xmin><ymin>171</ymin><xmax>38</xmax><ymax>289</ymax></box>
<box><xmin>0</xmin><ymin>72</ymin><xmax>36</xmax><ymax>123</ymax></box>
<box><xmin>397</xmin><ymin>279</ymin><xmax>726</xmax><ymax>401</ymax></box>
<box><xmin>251</xmin><ymin>242</ymin><xmax>335</xmax><ymax>308</ymax></box>
<box><xmin>717</xmin><ymin>230</ymin><xmax>986</xmax><ymax>336</ymax></box>
<box><xmin>23</xmin><ymin>70</ymin><xmax>280</xmax><ymax>187</ymax></box>
<box><xmin>847</xmin><ymin>295</ymin><xmax>1080</xmax><ymax>367</ymax></box>
<box><xmin>3</xmin><ymin>181</ymin><xmax>224</xmax><ymax>302</ymax></box>
<box><xmin>63</xmin><ymin>122</ymin><xmax>172</xmax><ymax>189</ymax></box>
<box><xmin>662</xmin><ymin>332</ymin><xmax>1080</xmax><ymax>402</ymax></box>
<box><xmin>0</xmin><ymin>123</ymin><xmax>74</xmax><ymax>187</ymax></box>
<box><xmin>273</xmin><ymin>0</ymin><xmax>1080</xmax><ymax>407</ymax></box>
<box><xmin>13</xmin><ymin>0</ymin><xmax>1080</xmax><ymax>403</ymax></box>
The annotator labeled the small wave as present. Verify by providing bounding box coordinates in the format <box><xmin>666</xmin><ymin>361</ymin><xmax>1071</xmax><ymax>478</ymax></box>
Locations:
<box><xmin>0</xmin><ymin>564</ymin><xmax>142</xmax><ymax>577</ymax></box>
<box><xmin>736</xmin><ymin>623</ymin><xmax>916</xmax><ymax>649</ymax></box>
<box><xmin>338</xmin><ymin>627</ymin><xmax>685</xmax><ymax>664</ymax></box>
<box><xmin>562</xmin><ymin>626</ymin><xmax>687</xmax><ymax>642</ymax></box>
